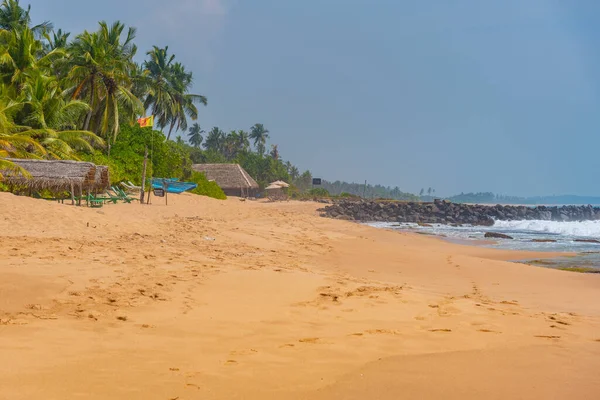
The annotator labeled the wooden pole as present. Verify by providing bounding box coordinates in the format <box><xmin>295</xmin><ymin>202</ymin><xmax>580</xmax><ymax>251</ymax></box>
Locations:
<box><xmin>70</xmin><ymin>182</ymin><xmax>75</xmax><ymax>205</ymax></box>
<box><xmin>140</xmin><ymin>146</ymin><xmax>148</xmax><ymax>204</ymax></box>
<box><xmin>164</xmin><ymin>181</ymin><xmax>168</xmax><ymax>206</ymax></box>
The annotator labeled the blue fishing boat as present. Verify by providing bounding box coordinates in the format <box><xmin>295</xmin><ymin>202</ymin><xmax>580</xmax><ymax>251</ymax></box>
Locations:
<box><xmin>152</xmin><ymin>178</ymin><xmax>197</xmax><ymax>194</ymax></box>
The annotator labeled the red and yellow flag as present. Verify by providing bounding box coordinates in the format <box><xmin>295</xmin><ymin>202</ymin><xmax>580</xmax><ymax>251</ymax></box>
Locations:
<box><xmin>137</xmin><ymin>115</ymin><xmax>154</xmax><ymax>128</ymax></box>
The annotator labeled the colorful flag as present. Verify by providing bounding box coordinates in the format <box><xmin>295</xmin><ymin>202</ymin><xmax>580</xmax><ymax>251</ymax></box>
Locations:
<box><xmin>137</xmin><ymin>115</ymin><xmax>154</xmax><ymax>128</ymax></box>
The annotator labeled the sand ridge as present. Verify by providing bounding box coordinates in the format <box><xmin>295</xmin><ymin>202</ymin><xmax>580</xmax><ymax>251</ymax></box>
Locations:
<box><xmin>1</xmin><ymin>192</ymin><xmax>599</xmax><ymax>399</ymax></box>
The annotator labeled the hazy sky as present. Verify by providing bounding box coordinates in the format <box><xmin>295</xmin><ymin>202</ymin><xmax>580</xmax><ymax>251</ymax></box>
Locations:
<box><xmin>27</xmin><ymin>0</ymin><xmax>600</xmax><ymax>196</ymax></box>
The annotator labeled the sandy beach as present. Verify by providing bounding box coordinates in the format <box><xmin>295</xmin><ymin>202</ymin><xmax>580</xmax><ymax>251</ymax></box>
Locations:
<box><xmin>1</xmin><ymin>192</ymin><xmax>600</xmax><ymax>399</ymax></box>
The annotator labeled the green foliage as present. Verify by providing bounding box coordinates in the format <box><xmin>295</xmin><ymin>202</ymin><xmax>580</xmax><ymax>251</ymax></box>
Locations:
<box><xmin>0</xmin><ymin>1</ymin><xmax>421</xmax><ymax>203</ymax></box>
<box><xmin>80</xmin><ymin>151</ymin><xmax>132</xmax><ymax>184</ymax></box>
<box><xmin>188</xmin><ymin>171</ymin><xmax>226</xmax><ymax>200</ymax></box>
<box><xmin>237</xmin><ymin>151</ymin><xmax>290</xmax><ymax>188</ymax></box>
<box><xmin>322</xmin><ymin>180</ymin><xmax>419</xmax><ymax>201</ymax></box>
<box><xmin>446</xmin><ymin>192</ymin><xmax>496</xmax><ymax>204</ymax></box>
<box><xmin>308</xmin><ymin>188</ymin><xmax>330</xmax><ymax>197</ymax></box>
<box><xmin>81</xmin><ymin>125</ymin><xmax>190</xmax><ymax>184</ymax></box>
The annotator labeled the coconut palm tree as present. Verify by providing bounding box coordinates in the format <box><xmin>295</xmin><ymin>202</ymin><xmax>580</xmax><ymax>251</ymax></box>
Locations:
<box><xmin>269</xmin><ymin>144</ymin><xmax>279</xmax><ymax>160</ymax></box>
<box><xmin>143</xmin><ymin>46</ymin><xmax>175</xmax><ymax>129</ymax></box>
<box><xmin>16</xmin><ymin>72</ymin><xmax>104</xmax><ymax>158</ymax></box>
<box><xmin>0</xmin><ymin>26</ymin><xmax>65</xmax><ymax>93</ymax></box>
<box><xmin>289</xmin><ymin>165</ymin><xmax>300</xmax><ymax>180</ymax></box>
<box><xmin>130</xmin><ymin>62</ymin><xmax>150</xmax><ymax>102</ymax></box>
<box><xmin>0</xmin><ymin>0</ymin><xmax>51</xmax><ymax>35</ymax></box>
<box><xmin>237</xmin><ymin>130</ymin><xmax>250</xmax><ymax>152</ymax></box>
<box><xmin>143</xmin><ymin>48</ymin><xmax>207</xmax><ymax>139</ymax></box>
<box><xmin>250</xmin><ymin>123</ymin><xmax>269</xmax><ymax>156</ymax></box>
<box><xmin>223</xmin><ymin>131</ymin><xmax>241</xmax><ymax>160</ymax></box>
<box><xmin>0</xmin><ymin>91</ymin><xmax>44</xmax><ymax>157</ymax></box>
<box><xmin>67</xmin><ymin>21</ymin><xmax>142</xmax><ymax>152</ymax></box>
<box><xmin>42</xmin><ymin>28</ymin><xmax>70</xmax><ymax>52</ymax></box>
<box><xmin>203</xmin><ymin>126</ymin><xmax>224</xmax><ymax>152</ymax></box>
<box><xmin>165</xmin><ymin>62</ymin><xmax>206</xmax><ymax>139</ymax></box>
<box><xmin>19</xmin><ymin>72</ymin><xmax>88</xmax><ymax>129</ymax></box>
<box><xmin>188</xmin><ymin>122</ymin><xmax>203</xmax><ymax>148</ymax></box>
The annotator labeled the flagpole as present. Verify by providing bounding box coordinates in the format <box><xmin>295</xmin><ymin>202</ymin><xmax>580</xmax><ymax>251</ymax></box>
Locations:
<box><xmin>136</xmin><ymin>116</ymin><xmax>155</xmax><ymax>204</ymax></box>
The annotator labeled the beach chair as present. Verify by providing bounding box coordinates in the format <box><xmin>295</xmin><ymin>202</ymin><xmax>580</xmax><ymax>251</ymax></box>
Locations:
<box><xmin>93</xmin><ymin>191</ymin><xmax>119</xmax><ymax>204</ymax></box>
<box><xmin>121</xmin><ymin>181</ymin><xmax>141</xmax><ymax>193</ymax></box>
<box><xmin>86</xmin><ymin>194</ymin><xmax>104</xmax><ymax>208</ymax></box>
<box><xmin>112</xmin><ymin>186</ymin><xmax>138</xmax><ymax>203</ymax></box>
<box><xmin>127</xmin><ymin>181</ymin><xmax>142</xmax><ymax>190</ymax></box>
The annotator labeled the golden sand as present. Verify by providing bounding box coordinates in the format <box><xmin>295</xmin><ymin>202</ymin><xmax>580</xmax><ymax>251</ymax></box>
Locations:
<box><xmin>1</xmin><ymin>192</ymin><xmax>599</xmax><ymax>399</ymax></box>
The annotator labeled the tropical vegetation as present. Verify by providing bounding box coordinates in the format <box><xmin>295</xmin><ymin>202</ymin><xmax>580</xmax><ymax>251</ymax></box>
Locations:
<box><xmin>0</xmin><ymin>0</ymin><xmax>417</xmax><ymax>201</ymax></box>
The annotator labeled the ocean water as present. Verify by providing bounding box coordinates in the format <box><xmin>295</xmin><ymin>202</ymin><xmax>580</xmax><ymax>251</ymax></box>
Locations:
<box><xmin>367</xmin><ymin>220</ymin><xmax>600</xmax><ymax>271</ymax></box>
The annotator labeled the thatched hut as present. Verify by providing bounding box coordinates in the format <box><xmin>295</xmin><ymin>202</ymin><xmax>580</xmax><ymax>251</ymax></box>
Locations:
<box><xmin>192</xmin><ymin>163</ymin><xmax>259</xmax><ymax>197</ymax></box>
<box><xmin>265</xmin><ymin>183</ymin><xmax>288</xmax><ymax>201</ymax></box>
<box><xmin>92</xmin><ymin>165</ymin><xmax>110</xmax><ymax>191</ymax></box>
<box><xmin>0</xmin><ymin>158</ymin><xmax>97</xmax><ymax>195</ymax></box>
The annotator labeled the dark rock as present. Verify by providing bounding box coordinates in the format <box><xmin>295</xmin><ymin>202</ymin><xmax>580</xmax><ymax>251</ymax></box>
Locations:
<box><xmin>319</xmin><ymin>200</ymin><xmax>600</xmax><ymax>226</ymax></box>
<box><xmin>484</xmin><ymin>232</ymin><xmax>514</xmax><ymax>239</ymax></box>
<box><xmin>417</xmin><ymin>223</ymin><xmax>433</xmax><ymax>227</ymax></box>
<box><xmin>531</xmin><ymin>239</ymin><xmax>557</xmax><ymax>243</ymax></box>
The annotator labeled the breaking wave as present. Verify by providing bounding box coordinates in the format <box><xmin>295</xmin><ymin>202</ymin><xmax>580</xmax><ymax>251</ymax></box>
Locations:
<box><xmin>493</xmin><ymin>220</ymin><xmax>600</xmax><ymax>238</ymax></box>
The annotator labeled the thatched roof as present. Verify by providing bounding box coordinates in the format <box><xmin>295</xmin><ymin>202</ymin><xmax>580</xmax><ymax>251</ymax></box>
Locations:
<box><xmin>0</xmin><ymin>158</ymin><xmax>97</xmax><ymax>190</ymax></box>
<box><xmin>266</xmin><ymin>184</ymin><xmax>284</xmax><ymax>190</ymax></box>
<box><xmin>192</xmin><ymin>163</ymin><xmax>259</xmax><ymax>190</ymax></box>
<box><xmin>92</xmin><ymin>165</ymin><xmax>110</xmax><ymax>190</ymax></box>
<box><xmin>269</xmin><ymin>180</ymin><xmax>290</xmax><ymax>188</ymax></box>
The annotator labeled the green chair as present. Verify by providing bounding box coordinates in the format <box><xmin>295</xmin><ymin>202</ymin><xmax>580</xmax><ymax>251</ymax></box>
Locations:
<box><xmin>88</xmin><ymin>195</ymin><xmax>104</xmax><ymax>208</ymax></box>
<box><xmin>111</xmin><ymin>186</ymin><xmax>138</xmax><ymax>203</ymax></box>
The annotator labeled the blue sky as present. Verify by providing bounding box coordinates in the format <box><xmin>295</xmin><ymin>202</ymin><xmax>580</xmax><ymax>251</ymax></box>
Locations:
<box><xmin>27</xmin><ymin>0</ymin><xmax>600</xmax><ymax>196</ymax></box>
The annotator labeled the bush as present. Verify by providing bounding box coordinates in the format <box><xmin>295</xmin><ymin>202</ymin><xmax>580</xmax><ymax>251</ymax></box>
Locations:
<box><xmin>188</xmin><ymin>172</ymin><xmax>227</xmax><ymax>200</ymax></box>
<box><xmin>308</xmin><ymin>188</ymin><xmax>330</xmax><ymax>197</ymax></box>
<box><xmin>81</xmin><ymin>126</ymin><xmax>194</xmax><ymax>185</ymax></box>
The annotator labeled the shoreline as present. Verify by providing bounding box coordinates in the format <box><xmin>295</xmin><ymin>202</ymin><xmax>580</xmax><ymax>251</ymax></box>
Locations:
<box><xmin>371</xmin><ymin>223</ymin><xmax>578</xmax><ymax>264</ymax></box>
<box><xmin>1</xmin><ymin>193</ymin><xmax>600</xmax><ymax>399</ymax></box>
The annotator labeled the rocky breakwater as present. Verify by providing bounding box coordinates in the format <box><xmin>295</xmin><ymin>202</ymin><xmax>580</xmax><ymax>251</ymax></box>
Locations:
<box><xmin>319</xmin><ymin>199</ymin><xmax>600</xmax><ymax>226</ymax></box>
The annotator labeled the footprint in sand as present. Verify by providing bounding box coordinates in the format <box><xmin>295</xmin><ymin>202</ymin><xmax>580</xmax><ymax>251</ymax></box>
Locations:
<box><xmin>478</xmin><ymin>329</ymin><xmax>501</xmax><ymax>334</ymax></box>
<box><xmin>299</xmin><ymin>337</ymin><xmax>320</xmax><ymax>344</ymax></box>
<box><xmin>229</xmin><ymin>349</ymin><xmax>258</xmax><ymax>356</ymax></box>
<box><xmin>547</xmin><ymin>316</ymin><xmax>570</xmax><ymax>326</ymax></box>
<box><xmin>186</xmin><ymin>383</ymin><xmax>201</xmax><ymax>389</ymax></box>
<box><xmin>429</xmin><ymin>328</ymin><xmax>452</xmax><ymax>333</ymax></box>
<box><xmin>534</xmin><ymin>335</ymin><xmax>561</xmax><ymax>339</ymax></box>
<box><xmin>365</xmin><ymin>329</ymin><xmax>401</xmax><ymax>335</ymax></box>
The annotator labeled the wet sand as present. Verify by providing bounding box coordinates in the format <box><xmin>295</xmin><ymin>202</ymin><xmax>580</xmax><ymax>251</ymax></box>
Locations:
<box><xmin>1</xmin><ymin>192</ymin><xmax>599</xmax><ymax>399</ymax></box>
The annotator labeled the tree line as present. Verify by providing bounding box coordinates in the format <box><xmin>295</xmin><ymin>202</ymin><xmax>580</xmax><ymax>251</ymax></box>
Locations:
<box><xmin>0</xmin><ymin>0</ymin><xmax>426</xmax><ymax>200</ymax></box>
<box><xmin>321</xmin><ymin>180</ymin><xmax>419</xmax><ymax>201</ymax></box>
<box><xmin>0</xmin><ymin>0</ymin><xmax>313</xmax><ymax>193</ymax></box>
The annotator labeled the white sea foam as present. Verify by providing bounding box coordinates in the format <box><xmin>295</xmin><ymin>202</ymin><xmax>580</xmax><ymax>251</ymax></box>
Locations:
<box><xmin>493</xmin><ymin>220</ymin><xmax>600</xmax><ymax>238</ymax></box>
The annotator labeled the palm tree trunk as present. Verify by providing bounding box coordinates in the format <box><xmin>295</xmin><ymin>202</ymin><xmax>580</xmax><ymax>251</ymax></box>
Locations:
<box><xmin>83</xmin><ymin>78</ymin><xmax>95</xmax><ymax>131</ymax></box>
<box><xmin>167</xmin><ymin>121</ymin><xmax>176</xmax><ymax>140</ymax></box>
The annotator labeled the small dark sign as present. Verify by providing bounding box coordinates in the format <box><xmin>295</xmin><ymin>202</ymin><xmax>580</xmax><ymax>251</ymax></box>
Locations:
<box><xmin>153</xmin><ymin>188</ymin><xmax>165</xmax><ymax>197</ymax></box>
<box><xmin>312</xmin><ymin>178</ymin><xmax>322</xmax><ymax>185</ymax></box>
